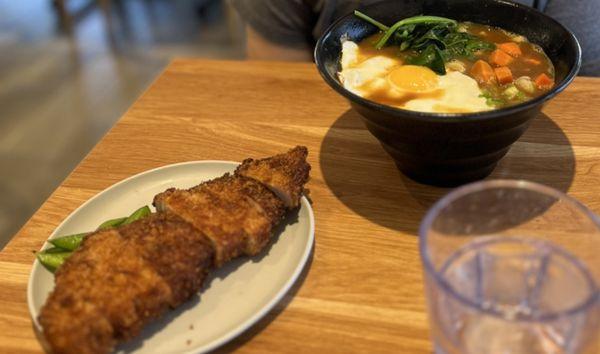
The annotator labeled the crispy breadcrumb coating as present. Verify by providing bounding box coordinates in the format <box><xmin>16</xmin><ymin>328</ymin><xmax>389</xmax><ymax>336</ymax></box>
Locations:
<box><xmin>40</xmin><ymin>146</ymin><xmax>310</xmax><ymax>354</ymax></box>
<box><xmin>235</xmin><ymin>146</ymin><xmax>310</xmax><ymax>209</ymax></box>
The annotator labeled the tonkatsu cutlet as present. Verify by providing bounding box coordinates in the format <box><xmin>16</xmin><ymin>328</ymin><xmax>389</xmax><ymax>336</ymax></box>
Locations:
<box><xmin>153</xmin><ymin>174</ymin><xmax>284</xmax><ymax>266</ymax></box>
<box><xmin>39</xmin><ymin>146</ymin><xmax>311</xmax><ymax>354</ymax></box>
<box><xmin>236</xmin><ymin>146</ymin><xmax>310</xmax><ymax>208</ymax></box>
<box><xmin>154</xmin><ymin>146</ymin><xmax>310</xmax><ymax>266</ymax></box>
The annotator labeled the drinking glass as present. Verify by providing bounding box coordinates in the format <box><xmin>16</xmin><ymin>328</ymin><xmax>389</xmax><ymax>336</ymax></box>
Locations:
<box><xmin>419</xmin><ymin>180</ymin><xmax>599</xmax><ymax>354</ymax></box>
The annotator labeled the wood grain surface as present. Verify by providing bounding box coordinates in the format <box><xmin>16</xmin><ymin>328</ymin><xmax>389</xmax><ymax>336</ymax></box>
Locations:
<box><xmin>1</xmin><ymin>59</ymin><xmax>600</xmax><ymax>353</ymax></box>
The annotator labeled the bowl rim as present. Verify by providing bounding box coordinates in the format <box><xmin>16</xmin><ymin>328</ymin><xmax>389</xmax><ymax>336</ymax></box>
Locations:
<box><xmin>314</xmin><ymin>0</ymin><xmax>582</xmax><ymax>123</ymax></box>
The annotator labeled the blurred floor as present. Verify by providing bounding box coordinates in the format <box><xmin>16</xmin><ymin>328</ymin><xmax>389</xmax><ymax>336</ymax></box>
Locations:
<box><xmin>0</xmin><ymin>0</ymin><xmax>245</xmax><ymax>248</ymax></box>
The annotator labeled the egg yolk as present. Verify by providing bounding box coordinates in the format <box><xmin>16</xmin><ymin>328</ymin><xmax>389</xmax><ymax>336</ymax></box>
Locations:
<box><xmin>388</xmin><ymin>65</ymin><xmax>439</xmax><ymax>93</ymax></box>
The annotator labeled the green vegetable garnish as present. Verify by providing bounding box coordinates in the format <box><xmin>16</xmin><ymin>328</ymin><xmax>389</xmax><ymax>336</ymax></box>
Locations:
<box><xmin>49</xmin><ymin>233</ymin><xmax>87</xmax><ymax>251</ymax></box>
<box><xmin>409</xmin><ymin>45</ymin><xmax>447</xmax><ymax>75</ymax></box>
<box><xmin>354</xmin><ymin>10</ymin><xmax>389</xmax><ymax>31</ymax></box>
<box><xmin>443</xmin><ymin>32</ymin><xmax>495</xmax><ymax>60</ymax></box>
<box><xmin>36</xmin><ymin>248</ymin><xmax>72</xmax><ymax>273</ymax></box>
<box><xmin>97</xmin><ymin>216</ymin><xmax>128</xmax><ymax>230</ymax></box>
<box><xmin>39</xmin><ymin>205</ymin><xmax>152</xmax><ymax>273</ymax></box>
<box><xmin>354</xmin><ymin>12</ymin><xmax>496</xmax><ymax>74</ymax></box>
<box><xmin>480</xmin><ymin>90</ymin><xmax>506</xmax><ymax>107</ymax></box>
<box><xmin>514</xmin><ymin>91</ymin><xmax>527</xmax><ymax>102</ymax></box>
<box><xmin>373</xmin><ymin>15</ymin><xmax>457</xmax><ymax>50</ymax></box>
<box><xmin>122</xmin><ymin>205</ymin><xmax>152</xmax><ymax>225</ymax></box>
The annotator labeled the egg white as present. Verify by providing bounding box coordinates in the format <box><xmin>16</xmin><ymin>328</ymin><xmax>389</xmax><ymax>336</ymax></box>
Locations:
<box><xmin>338</xmin><ymin>41</ymin><xmax>491</xmax><ymax>113</ymax></box>
<box><xmin>338</xmin><ymin>41</ymin><xmax>400</xmax><ymax>96</ymax></box>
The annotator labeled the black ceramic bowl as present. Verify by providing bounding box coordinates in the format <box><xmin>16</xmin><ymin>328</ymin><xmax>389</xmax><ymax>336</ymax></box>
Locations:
<box><xmin>315</xmin><ymin>0</ymin><xmax>581</xmax><ymax>187</ymax></box>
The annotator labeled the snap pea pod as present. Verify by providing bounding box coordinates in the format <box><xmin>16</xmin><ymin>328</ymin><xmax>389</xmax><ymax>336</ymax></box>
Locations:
<box><xmin>40</xmin><ymin>206</ymin><xmax>152</xmax><ymax>273</ymax></box>
<box><xmin>36</xmin><ymin>248</ymin><xmax>72</xmax><ymax>273</ymax></box>
<box><xmin>48</xmin><ymin>207</ymin><xmax>150</xmax><ymax>252</ymax></box>
<box><xmin>97</xmin><ymin>216</ymin><xmax>128</xmax><ymax>230</ymax></box>
<box><xmin>49</xmin><ymin>232</ymin><xmax>88</xmax><ymax>251</ymax></box>
<box><xmin>122</xmin><ymin>206</ymin><xmax>152</xmax><ymax>225</ymax></box>
<box><xmin>48</xmin><ymin>216</ymin><xmax>126</xmax><ymax>251</ymax></box>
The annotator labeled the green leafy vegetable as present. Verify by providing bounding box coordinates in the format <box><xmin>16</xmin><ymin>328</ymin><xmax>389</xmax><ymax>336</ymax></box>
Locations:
<box><xmin>409</xmin><ymin>45</ymin><xmax>447</xmax><ymax>75</ymax></box>
<box><xmin>373</xmin><ymin>15</ymin><xmax>457</xmax><ymax>49</ymax></box>
<box><xmin>354</xmin><ymin>12</ymin><xmax>496</xmax><ymax>74</ymax></box>
<box><xmin>354</xmin><ymin>10</ymin><xmax>389</xmax><ymax>31</ymax></box>
<box><xmin>443</xmin><ymin>32</ymin><xmax>495</xmax><ymax>60</ymax></box>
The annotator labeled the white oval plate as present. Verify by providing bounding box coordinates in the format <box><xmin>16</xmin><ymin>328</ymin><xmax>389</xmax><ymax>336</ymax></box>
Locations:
<box><xmin>27</xmin><ymin>161</ymin><xmax>314</xmax><ymax>354</ymax></box>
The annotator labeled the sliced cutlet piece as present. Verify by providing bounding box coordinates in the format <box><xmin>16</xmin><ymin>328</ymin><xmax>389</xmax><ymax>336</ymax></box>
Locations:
<box><xmin>235</xmin><ymin>146</ymin><xmax>310</xmax><ymax>209</ymax></box>
<box><xmin>40</xmin><ymin>229</ymin><xmax>173</xmax><ymax>354</ymax></box>
<box><xmin>197</xmin><ymin>174</ymin><xmax>287</xmax><ymax>253</ymax></box>
<box><xmin>119</xmin><ymin>212</ymin><xmax>214</xmax><ymax>307</ymax></box>
<box><xmin>153</xmin><ymin>177</ymin><xmax>274</xmax><ymax>266</ymax></box>
<box><xmin>195</xmin><ymin>174</ymin><xmax>286</xmax><ymax>226</ymax></box>
<box><xmin>38</xmin><ymin>295</ymin><xmax>113</xmax><ymax>354</ymax></box>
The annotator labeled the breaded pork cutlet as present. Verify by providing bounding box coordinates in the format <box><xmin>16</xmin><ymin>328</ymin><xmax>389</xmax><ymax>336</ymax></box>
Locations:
<box><xmin>39</xmin><ymin>146</ymin><xmax>310</xmax><ymax>354</ymax></box>
<box><xmin>40</xmin><ymin>213</ymin><xmax>215</xmax><ymax>354</ymax></box>
<box><xmin>118</xmin><ymin>212</ymin><xmax>214</xmax><ymax>307</ymax></box>
<box><xmin>153</xmin><ymin>174</ymin><xmax>283</xmax><ymax>266</ymax></box>
<box><xmin>235</xmin><ymin>146</ymin><xmax>310</xmax><ymax>209</ymax></box>
<box><xmin>40</xmin><ymin>229</ymin><xmax>174</xmax><ymax>354</ymax></box>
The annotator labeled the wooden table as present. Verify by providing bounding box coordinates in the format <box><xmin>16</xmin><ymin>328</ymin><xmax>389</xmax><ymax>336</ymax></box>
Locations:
<box><xmin>1</xmin><ymin>60</ymin><xmax>599</xmax><ymax>353</ymax></box>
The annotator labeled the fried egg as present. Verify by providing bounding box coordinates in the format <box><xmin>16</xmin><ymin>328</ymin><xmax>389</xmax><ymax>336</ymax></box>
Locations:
<box><xmin>338</xmin><ymin>41</ymin><xmax>491</xmax><ymax>113</ymax></box>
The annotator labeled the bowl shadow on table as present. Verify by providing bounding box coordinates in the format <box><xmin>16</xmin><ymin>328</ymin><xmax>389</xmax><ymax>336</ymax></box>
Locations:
<box><xmin>319</xmin><ymin>109</ymin><xmax>575</xmax><ymax>235</ymax></box>
<box><xmin>114</xmin><ymin>210</ymin><xmax>312</xmax><ymax>353</ymax></box>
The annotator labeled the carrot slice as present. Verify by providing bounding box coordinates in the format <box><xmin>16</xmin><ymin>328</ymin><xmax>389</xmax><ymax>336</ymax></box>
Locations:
<box><xmin>470</xmin><ymin>60</ymin><xmax>495</xmax><ymax>84</ymax></box>
<box><xmin>497</xmin><ymin>42</ymin><xmax>522</xmax><ymax>57</ymax></box>
<box><xmin>489</xmin><ymin>49</ymin><xmax>514</xmax><ymax>66</ymax></box>
<box><xmin>535</xmin><ymin>73</ymin><xmax>554</xmax><ymax>89</ymax></box>
<box><xmin>494</xmin><ymin>66</ymin><xmax>513</xmax><ymax>85</ymax></box>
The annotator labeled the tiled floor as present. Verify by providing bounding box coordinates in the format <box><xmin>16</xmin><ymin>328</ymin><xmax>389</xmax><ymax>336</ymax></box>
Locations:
<box><xmin>0</xmin><ymin>0</ymin><xmax>245</xmax><ymax>248</ymax></box>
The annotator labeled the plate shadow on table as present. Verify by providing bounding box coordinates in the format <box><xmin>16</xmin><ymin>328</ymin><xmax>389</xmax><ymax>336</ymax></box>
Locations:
<box><xmin>115</xmin><ymin>209</ymin><xmax>311</xmax><ymax>353</ymax></box>
<box><xmin>319</xmin><ymin>109</ymin><xmax>575</xmax><ymax>235</ymax></box>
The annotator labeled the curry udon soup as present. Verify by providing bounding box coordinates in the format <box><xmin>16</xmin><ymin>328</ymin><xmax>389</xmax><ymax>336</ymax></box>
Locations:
<box><xmin>339</xmin><ymin>12</ymin><xmax>555</xmax><ymax>114</ymax></box>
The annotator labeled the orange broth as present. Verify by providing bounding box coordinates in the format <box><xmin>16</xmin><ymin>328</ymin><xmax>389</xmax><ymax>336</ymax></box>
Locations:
<box><xmin>356</xmin><ymin>22</ymin><xmax>555</xmax><ymax>109</ymax></box>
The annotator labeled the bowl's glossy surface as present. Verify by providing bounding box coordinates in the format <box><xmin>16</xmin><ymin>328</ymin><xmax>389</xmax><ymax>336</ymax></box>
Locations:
<box><xmin>315</xmin><ymin>0</ymin><xmax>581</xmax><ymax>186</ymax></box>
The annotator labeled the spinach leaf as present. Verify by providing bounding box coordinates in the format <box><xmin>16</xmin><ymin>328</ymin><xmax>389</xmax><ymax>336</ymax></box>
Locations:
<box><xmin>444</xmin><ymin>32</ymin><xmax>495</xmax><ymax>59</ymax></box>
<box><xmin>409</xmin><ymin>45</ymin><xmax>446</xmax><ymax>75</ymax></box>
<box><xmin>374</xmin><ymin>15</ymin><xmax>457</xmax><ymax>49</ymax></box>
<box><xmin>354</xmin><ymin>10</ymin><xmax>390</xmax><ymax>31</ymax></box>
<box><xmin>353</xmin><ymin>13</ymin><xmax>496</xmax><ymax>75</ymax></box>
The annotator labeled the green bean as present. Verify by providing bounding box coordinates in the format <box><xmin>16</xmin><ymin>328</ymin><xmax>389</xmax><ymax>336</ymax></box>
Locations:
<box><xmin>40</xmin><ymin>205</ymin><xmax>151</xmax><ymax>273</ymax></box>
<box><xmin>97</xmin><ymin>216</ymin><xmax>128</xmax><ymax>230</ymax></box>
<box><xmin>49</xmin><ymin>232</ymin><xmax>88</xmax><ymax>251</ymax></box>
<box><xmin>122</xmin><ymin>206</ymin><xmax>151</xmax><ymax>225</ymax></box>
<box><xmin>36</xmin><ymin>248</ymin><xmax>72</xmax><ymax>273</ymax></box>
